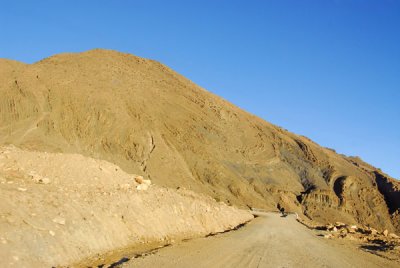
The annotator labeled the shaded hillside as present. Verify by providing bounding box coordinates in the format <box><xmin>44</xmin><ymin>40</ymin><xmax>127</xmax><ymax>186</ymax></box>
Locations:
<box><xmin>0</xmin><ymin>49</ymin><xmax>399</xmax><ymax>232</ymax></box>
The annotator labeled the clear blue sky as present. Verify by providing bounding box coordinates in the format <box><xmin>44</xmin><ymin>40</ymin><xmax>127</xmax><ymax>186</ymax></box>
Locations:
<box><xmin>1</xmin><ymin>0</ymin><xmax>399</xmax><ymax>179</ymax></box>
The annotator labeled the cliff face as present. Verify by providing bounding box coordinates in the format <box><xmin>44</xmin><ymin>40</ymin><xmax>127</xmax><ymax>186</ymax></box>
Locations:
<box><xmin>1</xmin><ymin>49</ymin><xmax>399</xmax><ymax>232</ymax></box>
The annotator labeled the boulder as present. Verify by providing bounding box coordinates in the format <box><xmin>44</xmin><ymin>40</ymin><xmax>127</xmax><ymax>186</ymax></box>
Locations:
<box><xmin>383</xmin><ymin>230</ymin><xmax>389</xmax><ymax>237</ymax></box>
<box><xmin>142</xmin><ymin>179</ymin><xmax>152</xmax><ymax>186</ymax></box>
<box><xmin>335</xmin><ymin>222</ymin><xmax>347</xmax><ymax>229</ymax></box>
<box><xmin>134</xmin><ymin>175</ymin><xmax>144</xmax><ymax>184</ymax></box>
<box><xmin>389</xmin><ymin>233</ymin><xmax>399</xmax><ymax>239</ymax></box>
<box><xmin>134</xmin><ymin>176</ymin><xmax>151</xmax><ymax>185</ymax></box>
<box><xmin>136</xmin><ymin>184</ymin><xmax>149</xmax><ymax>191</ymax></box>
<box><xmin>347</xmin><ymin>227</ymin><xmax>356</xmax><ymax>234</ymax></box>
<box><xmin>326</xmin><ymin>224</ymin><xmax>337</xmax><ymax>231</ymax></box>
<box><xmin>364</xmin><ymin>227</ymin><xmax>378</xmax><ymax>235</ymax></box>
<box><xmin>339</xmin><ymin>233</ymin><xmax>347</xmax><ymax>239</ymax></box>
<box><xmin>134</xmin><ymin>175</ymin><xmax>152</xmax><ymax>188</ymax></box>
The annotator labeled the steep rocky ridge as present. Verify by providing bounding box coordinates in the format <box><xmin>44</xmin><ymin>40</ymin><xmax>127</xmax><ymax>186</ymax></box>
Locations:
<box><xmin>0</xmin><ymin>49</ymin><xmax>399</xmax><ymax>233</ymax></box>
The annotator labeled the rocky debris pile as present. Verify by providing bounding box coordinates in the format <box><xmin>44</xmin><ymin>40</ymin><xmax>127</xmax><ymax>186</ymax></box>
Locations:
<box><xmin>317</xmin><ymin>222</ymin><xmax>399</xmax><ymax>241</ymax></box>
<box><xmin>134</xmin><ymin>175</ymin><xmax>152</xmax><ymax>191</ymax></box>
<box><xmin>115</xmin><ymin>175</ymin><xmax>152</xmax><ymax>191</ymax></box>
<box><xmin>297</xmin><ymin>217</ymin><xmax>400</xmax><ymax>260</ymax></box>
<box><xmin>303</xmin><ymin>221</ymin><xmax>400</xmax><ymax>260</ymax></box>
<box><xmin>0</xmin><ymin>146</ymin><xmax>253</xmax><ymax>267</ymax></box>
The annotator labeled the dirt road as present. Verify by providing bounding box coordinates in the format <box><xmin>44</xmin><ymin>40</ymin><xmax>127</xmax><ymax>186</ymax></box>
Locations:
<box><xmin>123</xmin><ymin>212</ymin><xmax>398</xmax><ymax>268</ymax></box>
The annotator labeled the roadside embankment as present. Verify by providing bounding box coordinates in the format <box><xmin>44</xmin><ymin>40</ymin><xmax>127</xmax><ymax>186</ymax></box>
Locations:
<box><xmin>0</xmin><ymin>146</ymin><xmax>253</xmax><ymax>267</ymax></box>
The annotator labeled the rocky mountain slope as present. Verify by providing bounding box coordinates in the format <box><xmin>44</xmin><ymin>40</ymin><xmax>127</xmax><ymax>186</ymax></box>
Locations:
<box><xmin>0</xmin><ymin>49</ymin><xmax>399</xmax><ymax>233</ymax></box>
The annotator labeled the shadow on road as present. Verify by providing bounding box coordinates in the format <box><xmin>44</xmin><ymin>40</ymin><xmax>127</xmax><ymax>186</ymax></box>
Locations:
<box><xmin>360</xmin><ymin>239</ymin><xmax>396</xmax><ymax>252</ymax></box>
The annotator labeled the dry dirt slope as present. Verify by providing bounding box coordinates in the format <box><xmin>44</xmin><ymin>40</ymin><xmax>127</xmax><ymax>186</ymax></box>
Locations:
<box><xmin>0</xmin><ymin>145</ymin><xmax>253</xmax><ymax>267</ymax></box>
<box><xmin>0</xmin><ymin>49</ymin><xmax>399</xmax><ymax>233</ymax></box>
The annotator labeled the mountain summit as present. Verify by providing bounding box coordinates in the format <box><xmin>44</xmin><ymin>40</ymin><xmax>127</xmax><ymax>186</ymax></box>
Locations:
<box><xmin>1</xmin><ymin>49</ymin><xmax>399</xmax><ymax>232</ymax></box>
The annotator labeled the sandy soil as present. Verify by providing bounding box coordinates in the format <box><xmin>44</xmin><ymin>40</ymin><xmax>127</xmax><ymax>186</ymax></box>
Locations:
<box><xmin>124</xmin><ymin>212</ymin><xmax>398</xmax><ymax>268</ymax></box>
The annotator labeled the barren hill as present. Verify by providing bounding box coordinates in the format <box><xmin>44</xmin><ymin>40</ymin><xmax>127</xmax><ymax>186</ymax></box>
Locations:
<box><xmin>1</xmin><ymin>49</ymin><xmax>399</xmax><ymax>233</ymax></box>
